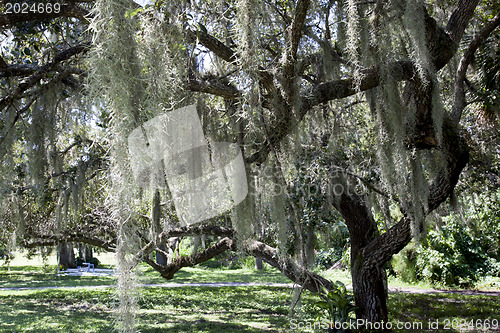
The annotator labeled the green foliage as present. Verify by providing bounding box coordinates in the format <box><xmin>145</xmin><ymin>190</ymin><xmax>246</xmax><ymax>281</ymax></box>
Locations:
<box><xmin>315</xmin><ymin>281</ymin><xmax>357</xmax><ymax>326</ymax></box>
<box><xmin>0</xmin><ymin>246</ymin><xmax>14</xmax><ymax>264</ymax></box>
<box><xmin>391</xmin><ymin>243</ymin><xmax>418</xmax><ymax>283</ymax></box>
<box><xmin>470</xmin><ymin>29</ymin><xmax>500</xmax><ymax>123</ymax></box>
<box><xmin>316</xmin><ymin>248</ymin><xmax>341</xmax><ymax>269</ymax></box>
<box><xmin>199</xmin><ymin>253</ymin><xmax>258</xmax><ymax>270</ymax></box>
<box><xmin>419</xmin><ymin>222</ymin><xmax>488</xmax><ymax>286</ymax></box>
<box><xmin>391</xmin><ymin>190</ymin><xmax>500</xmax><ymax>287</ymax></box>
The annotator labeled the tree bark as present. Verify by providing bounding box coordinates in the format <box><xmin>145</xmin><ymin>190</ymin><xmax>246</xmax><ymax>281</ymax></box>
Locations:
<box><xmin>351</xmin><ymin>263</ymin><xmax>388</xmax><ymax>323</ymax></box>
<box><xmin>59</xmin><ymin>242</ymin><xmax>76</xmax><ymax>268</ymax></box>
<box><xmin>152</xmin><ymin>190</ymin><xmax>168</xmax><ymax>266</ymax></box>
<box><xmin>255</xmin><ymin>257</ymin><xmax>263</xmax><ymax>270</ymax></box>
<box><xmin>328</xmin><ymin>172</ymin><xmax>389</xmax><ymax>322</ymax></box>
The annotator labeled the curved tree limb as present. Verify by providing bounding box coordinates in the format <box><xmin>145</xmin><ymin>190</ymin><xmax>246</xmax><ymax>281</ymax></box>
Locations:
<box><xmin>445</xmin><ymin>0</ymin><xmax>481</xmax><ymax>44</ymax></box>
<box><xmin>188</xmin><ymin>74</ymin><xmax>241</xmax><ymax>99</ymax></box>
<box><xmin>187</xmin><ymin>29</ymin><xmax>236</xmax><ymax>63</ymax></box>
<box><xmin>144</xmin><ymin>237</ymin><xmax>235</xmax><ymax>279</ymax></box>
<box><xmin>363</xmin><ymin>117</ymin><xmax>470</xmax><ymax>268</ymax></box>
<box><xmin>143</xmin><ymin>235</ymin><xmax>334</xmax><ymax>294</ymax></box>
<box><xmin>451</xmin><ymin>12</ymin><xmax>500</xmax><ymax>125</ymax></box>
<box><xmin>26</xmin><ymin>220</ymin><xmax>334</xmax><ymax>294</ymax></box>
<box><xmin>243</xmin><ymin>238</ymin><xmax>333</xmax><ymax>293</ymax></box>
<box><xmin>0</xmin><ymin>42</ymin><xmax>90</xmax><ymax>112</ymax></box>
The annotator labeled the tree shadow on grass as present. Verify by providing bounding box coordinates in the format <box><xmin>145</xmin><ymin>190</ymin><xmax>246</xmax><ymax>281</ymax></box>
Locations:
<box><xmin>0</xmin><ymin>287</ymin><xmax>294</xmax><ymax>332</ymax></box>
<box><xmin>138</xmin><ymin>314</ymin><xmax>278</xmax><ymax>333</ymax></box>
<box><xmin>388</xmin><ymin>292</ymin><xmax>500</xmax><ymax>332</ymax></box>
<box><xmin>0</xmin><ymin>295</ymin><xmax>112</xmax><ymax>332</ymax></box>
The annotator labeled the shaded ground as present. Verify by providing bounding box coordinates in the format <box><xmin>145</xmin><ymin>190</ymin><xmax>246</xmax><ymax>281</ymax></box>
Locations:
<box><xmin>389</xmin><ymin>286</ymin><xmax>500</xmax><ymax>297</ymax></box>
<box><xmin>1</xmin><ymin>282</ymin><xmax>499</xmax><ymax>298</ymax></box>
<box><xmin>1</xmin><ymin>286</ymin><xmax>499</xmax><ymax>332</ymax></box>
<box><xmin>1</xmin><ymin>265</ymin><xmax>499</xmax><ymax>332</ymax></box>
<box><xmin>0</xmin><ymin>282</ymin><xmax>294</xmax><ymax>291</ymax></box>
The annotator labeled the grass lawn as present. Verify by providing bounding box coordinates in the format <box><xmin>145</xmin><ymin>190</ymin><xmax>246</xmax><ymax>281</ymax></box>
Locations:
<box><xmin>1</xmin><ymin>285</ymin><xmax>499</xmax><ymax>332</ymax></box>
<box><xmin>0</xmin><ymin>264</ymin><xmax>290</xmax><ymax>289</ymax></box>
<box><xmin>1</xmin><ymin>254</ymin><xmax>499</xmax><ymax>332</ymax></box>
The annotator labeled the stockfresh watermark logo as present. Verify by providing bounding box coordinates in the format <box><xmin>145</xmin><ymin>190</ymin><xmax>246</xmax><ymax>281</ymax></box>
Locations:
<box><xmin>128</xmin><ymin>105</ymin><xmax>248</xmax><ymax>225</ymax></box>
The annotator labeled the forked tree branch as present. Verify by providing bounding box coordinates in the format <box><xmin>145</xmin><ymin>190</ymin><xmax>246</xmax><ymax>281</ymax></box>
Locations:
<box><xmin>0</xmin><ymin>42</ymin><xmax>90</xmax><ymax>112</ymax></box>
<box><xmin>143</xmin><ymin>237</ymin><xmax>234</xmax><ymax>279</ymax></box>
<box><xmin>282</xmin><ymin>0</ymin><xmax>311</xmax><ymax>85</ymax></box>
<box><xmin>143</xmin><ymin>236</ymin><xmax>334</xmax><ymax>294</ymax></box>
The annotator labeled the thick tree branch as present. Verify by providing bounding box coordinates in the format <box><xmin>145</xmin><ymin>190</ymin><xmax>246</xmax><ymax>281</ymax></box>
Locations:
<box><xmin>445</xmin><ymin>0</ymin><xmax>480</xmax><ymax>44</ymax></box>
<box><xmin>144</xmin><ymin>237</ymin><xmax>235</xmax><ymax>279</ymax></box>
<box><xmin>188</xmin><ymin>74</ymin><xmax>241</xmax><ymax>99</ymax></box>
<box><xmin>246</xmin><ymin>61</ymin><xmax>415</xmax><ymax>164</ymax></box>
<box><xmin>0</xmin><ymin>64</ymin><xmax>39</xmax><ymax>78</ymax></box>
<box><xmin>282</xmin><ymin>0</ymin><xmax>311</xmax><ymax>101</ymax></box>
<box><xmin>284</xmin><ymin>0</ymin><xmax>311</xmax><ymax>67</ymax></box>
<box><xmin>0</xmin><ymin>4</ymin><xmax>90</xmax><ymax>27</ymax></box>
<box><xmin>243</xmin><ymin>239</ymin><xmax>334</xmax><ymax>293</ymax></box>
<box><xmin>23</xmin><ymin>233</ymin><xmax>116</xmax><ymax>252</ymax></box>
<box><xmin>0</xmin><ymin>42</ymin><xmax>90</xmax><ymax>112</ymax></box>
<box><xmin>451</xmin><ymin>12</ymin><xmax>500</xmax><ymax>125</ymax></box>
<box><xmin>187</xmin><ymin>29</ymin><xmax>236</xmax><ymax>63</ymax></box>
<box><xmin>143</xmin><ymin>235</ymin><xmax>334</xmax><ymax>294</ymax></box>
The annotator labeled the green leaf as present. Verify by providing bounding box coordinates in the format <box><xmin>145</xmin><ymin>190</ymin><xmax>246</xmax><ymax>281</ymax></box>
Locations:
<box><xmin>125</xmin><ymin>7</ymin><xmax>143</xmax><ymax>18</ymax></box>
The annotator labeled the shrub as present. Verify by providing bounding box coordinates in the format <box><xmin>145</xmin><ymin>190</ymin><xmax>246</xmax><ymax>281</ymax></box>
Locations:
<box><xmin>316</xmin><ymin>248</ymin><xmax>340</xmax><ymax>270</ymax></box>
<box><xmin>415</xmin><ymin>218</ymin><xmax>490</xmax><ymax>287</ymax></box>
<box><xmin>392</xmin><ymin>190</ymin><xmax>500</xmax><ymax>287</ymax></box>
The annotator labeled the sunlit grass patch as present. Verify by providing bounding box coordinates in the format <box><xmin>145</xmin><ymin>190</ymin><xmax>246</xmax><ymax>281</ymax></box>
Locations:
<box><xmin>1</xmin><ymin>285</ymin><xmax>499</xmax><ymax>332</ymax></box>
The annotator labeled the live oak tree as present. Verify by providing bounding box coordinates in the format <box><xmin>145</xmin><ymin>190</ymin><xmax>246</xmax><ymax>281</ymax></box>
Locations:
<box><xmin>0</xmin><ymin>0</ymin><xmax>499</xmax><ymax>330</ymax></box>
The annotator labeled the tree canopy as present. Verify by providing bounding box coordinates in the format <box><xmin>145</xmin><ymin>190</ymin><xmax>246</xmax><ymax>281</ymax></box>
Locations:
<box><xmin>0</xmin><ymin>0</ymin><xmax>499</xmax><ymax>331</ymax></box>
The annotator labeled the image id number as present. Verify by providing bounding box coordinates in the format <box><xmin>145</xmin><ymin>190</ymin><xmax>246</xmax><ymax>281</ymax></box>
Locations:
<box><xmin>4</xmin><ymin>2</ymin><xmax>61</xmax><ymax>14</ymax></box>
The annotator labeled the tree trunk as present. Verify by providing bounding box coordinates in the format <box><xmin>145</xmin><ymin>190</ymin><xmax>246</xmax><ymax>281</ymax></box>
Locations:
<box><xmin>156</xmin><ymin>244</ymin><xmax>168</xmax><ymax>266</ymax></box>
<box><xmin>303</xmin><ymin>225</ymin><xmax>316</xmax><ymax>268</ymax></box>
<box><xmin>351</xmin><ymin>258</ymin><xmax>388</xmax><ymax>322</ymax></box>
<box><xmin>339</xmin><ymin>200</ymin><xmax>389</xmax><ymax>322</ymax></box>
<box><xmin>192</xmin><ymin>235</ymin><xmax>201</xmax><ymax>255</ymax></box>
<box><xmin>84</xmin><ymin>245</ymin><xmax>93</xmax><ymax>261</ymax></box>
<box><xmin>70</xmin><ymin>244</ymin><xmax>76</xmax><ymax>266</ymax></box>
<box><xmin>151</xmin><ymin>189</ymin><xmax>168</xmax><ymax>265</ymax></box>
<box><xmin>59</xmin><ymin>242</ymin><xmax>76</xmax><ymax>268</ymax></box>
